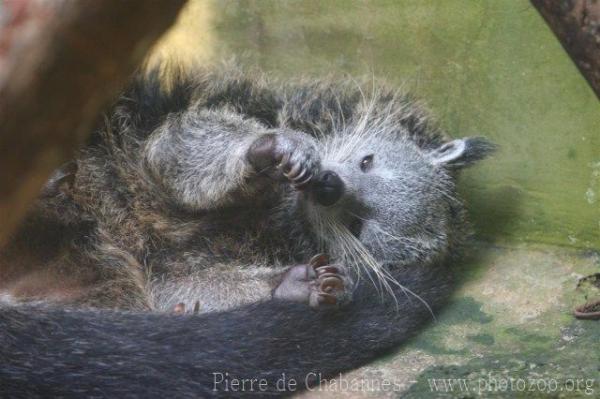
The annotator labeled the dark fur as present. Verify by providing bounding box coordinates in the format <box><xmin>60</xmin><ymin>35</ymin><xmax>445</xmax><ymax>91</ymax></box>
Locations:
<box><xmin>0</xmin><ymin>66</ymin><xmax>493</xmax><ymax>397</ymax></box>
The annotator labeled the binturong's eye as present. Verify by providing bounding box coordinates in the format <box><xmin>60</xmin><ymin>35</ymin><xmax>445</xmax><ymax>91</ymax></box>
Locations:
<box><xmin>360</xmin><ymin>154</ymin><xmax>374</xmax><ymax>172</ymax></box>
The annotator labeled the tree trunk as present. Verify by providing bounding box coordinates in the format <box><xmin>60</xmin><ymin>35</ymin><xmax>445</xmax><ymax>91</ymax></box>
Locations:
<box><xmin>0</xmin><ymin>0</ymin><xmax>186</xmax><ymax>246</ymax></box>
<box><xmin>531</xmin><ymin>0</ymin><xmax>600</xmax><ymax>100</ymax></box>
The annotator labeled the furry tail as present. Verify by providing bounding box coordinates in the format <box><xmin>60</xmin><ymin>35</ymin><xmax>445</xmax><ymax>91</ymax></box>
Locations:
<box><xmin>0</xmin><ymin>264</ymin><xmax>452</xmax><ymax>398</ymax></box>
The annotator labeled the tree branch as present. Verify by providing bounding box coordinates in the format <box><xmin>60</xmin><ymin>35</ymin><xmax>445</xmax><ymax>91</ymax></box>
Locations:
<box><xmin>0</xmin><ymin>0</ymin><xmax>186</xmax><ymax>245</ymax></box>
<box><xmin>531</xmin><ymin>0</ymin><xmax>600</xmax><ymax>100</ymax></box>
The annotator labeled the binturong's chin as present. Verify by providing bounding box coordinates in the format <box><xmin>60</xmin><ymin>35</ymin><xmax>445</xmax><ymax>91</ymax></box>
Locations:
<box><xmin>348</xmin><ymin>217</ymin><xmax>363</xmax><ymax>238</ymax></box>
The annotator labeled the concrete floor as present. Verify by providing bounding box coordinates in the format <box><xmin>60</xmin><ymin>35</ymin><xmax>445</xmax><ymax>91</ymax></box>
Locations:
<box><xmin>300</xmin><ymin>243</ymin><xmax>599</xmax><ymax>398</ymax></box>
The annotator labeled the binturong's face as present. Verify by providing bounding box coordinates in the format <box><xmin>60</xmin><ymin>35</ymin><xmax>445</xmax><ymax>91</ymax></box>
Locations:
<box><xmin>302</xmin><ymin>110</ymin><xmax>495</xmax><ymax>295</ymax></box>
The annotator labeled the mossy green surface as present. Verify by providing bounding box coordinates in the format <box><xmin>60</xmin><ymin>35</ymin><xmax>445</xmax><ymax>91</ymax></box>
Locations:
<box><xmin>402</xmin><ymin>244</ymin><xmax>599</xmax><ymax>398</ymax></box>
<box><xmin>293</xmin><ymin>243</ymin><xmax>599</xmax><ymax>398</ymax></box>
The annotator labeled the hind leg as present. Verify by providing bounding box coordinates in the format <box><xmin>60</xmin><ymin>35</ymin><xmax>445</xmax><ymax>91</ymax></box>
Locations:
<box><xmin>273</xmin><ymin>254</ymin><xmax>353</xmax><ymax>309</ymax></box>
<box><xmin>66</xmin><ymin>243</ymin><xmax>152</xmax><ymax>310</ymax></box>
<box><xmin>3</xmin><ymin>241</ymin><xmax>151</xmax><ymax>311</ymax></box>
<box><xmin>71</xmin><ymin>276</ymin><xmax>151</xmax><ymax>311</ymax></box>
<box><xmin>154</xmin><ymin>255</ymin><xmax>352</xmax><ymax>314</ymax></box>
<box><xmin>4</xmin><ymin>264</ymin><xmax>151</xmax><ymax>311</ymax></box>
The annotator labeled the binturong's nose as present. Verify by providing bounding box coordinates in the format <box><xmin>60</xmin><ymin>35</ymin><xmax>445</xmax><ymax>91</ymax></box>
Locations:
<box><xmin>311</xmin><ymin>170</ymin><xmax>345</xmax><ymax>206</ymax></box>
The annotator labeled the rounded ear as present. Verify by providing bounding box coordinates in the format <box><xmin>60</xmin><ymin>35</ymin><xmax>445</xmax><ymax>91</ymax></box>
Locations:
<box><xmin>41</xmin><ymin>161</ymin><xmax>78</xmax><ymax>197</ymax></box>
<box><xmin>429</xmin><ymin>137</ymin><xmax>497</xmax><ymax>168</ymax></box>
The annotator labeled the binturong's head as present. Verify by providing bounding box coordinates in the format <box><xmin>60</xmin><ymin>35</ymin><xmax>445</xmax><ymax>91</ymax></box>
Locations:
<box><xmin>299</xmin><ymin>92</ymin><xmax>496</xmax><ymax>298</ymax></box>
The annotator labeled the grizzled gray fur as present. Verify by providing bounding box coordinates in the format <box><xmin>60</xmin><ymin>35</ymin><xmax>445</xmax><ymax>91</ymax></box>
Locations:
<box><xmin>0</xmin><ymin>66</ymin><xmax>495</xmax><ymax>397</ymax></box>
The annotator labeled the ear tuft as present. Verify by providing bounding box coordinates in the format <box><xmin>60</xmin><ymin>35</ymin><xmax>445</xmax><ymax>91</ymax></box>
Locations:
<box><xmin>430</xmin><ymin>137</ymin><xmax>497</xmax><ymax>168</ymax></box>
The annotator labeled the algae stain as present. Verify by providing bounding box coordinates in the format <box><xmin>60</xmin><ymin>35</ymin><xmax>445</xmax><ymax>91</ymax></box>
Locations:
<box><xmin>468</xmin><ymin>333</ymin><xmax>495</xmax><ymax>346</ymax></box>
<box><xmin>441</xmin><ymin>297</ymin><xmax>494</xmax><ymax>325</ymax></box>
<box><xmin>410</xmin><ymin>331</ymin><xmax>468</xmax><ymax>356</ymax></box>
<box><xmin>407</xmin><ymin>297</ymin><xmax>494</xmax><ymax>355</ymax></box>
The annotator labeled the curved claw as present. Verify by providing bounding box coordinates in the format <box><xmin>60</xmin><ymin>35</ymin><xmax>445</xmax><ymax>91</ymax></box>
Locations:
<box><xmin>293</xmin><ymin>172</ymin><xmax>313</xmax><ymax>189</ymax></box>
<box><xmin>291</xmin><ymin>167</ymin><xmax>307</xmax><ymax>181</ymax></box>
<box><xmin>309</xmin><ymin>292</ymin><xmax>337</xmax><ymax>308</ymax></box>
<box><xmin>284</xmin><ymin>162</ymin><xmax>302</xmax><ymax>178</ymax></box>
<box><xmin>277</xmin><ymin>152</ymin><xmax>291</xmax><ymax>170</ymax></box>
<box><xmin>317</xmin><ymin>272</ymin><xmax>342</xmax><ymax>282</ymax></box>
<box><xmin>315</xmin><ymin>265</ymin><xmax>340</xmax><ymax>276</ymax></box>
<box><xmin>320</xmin><ymin>276</ymin><xmax>344</xmax><ymax>292</ymax></box>
<box><xmin>309</xmin><ymin>253</ymin><xmax>329</xmax><ymax>268</ymax></box>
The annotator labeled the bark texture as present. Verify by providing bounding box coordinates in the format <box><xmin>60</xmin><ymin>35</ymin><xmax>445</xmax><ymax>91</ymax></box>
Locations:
<box><xmin>531</xmin><ymin>0</ymin><xmax>600</xmax><ymax>100</ymax></box>
<box><xmin>0</xmin><ymin>0</ymin><xmax>186</xmax><ymax>245</ymax></box>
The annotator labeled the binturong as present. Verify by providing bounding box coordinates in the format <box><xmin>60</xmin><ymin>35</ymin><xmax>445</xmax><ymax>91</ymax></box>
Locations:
<box><xmin>0</xmin><ymin>65</ymin><xmax>496</xmax><ymax>398</ymax></box>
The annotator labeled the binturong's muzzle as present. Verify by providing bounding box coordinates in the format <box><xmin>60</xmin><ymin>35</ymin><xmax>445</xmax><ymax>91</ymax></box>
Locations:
<box><xmin>311</xmin><ymin>170</ymin><xmax>345</xmax><ymax>206</ymax></box>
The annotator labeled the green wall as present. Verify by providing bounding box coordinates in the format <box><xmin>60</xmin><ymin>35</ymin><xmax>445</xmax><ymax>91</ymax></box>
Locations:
<box><xmin>208</xmin><ymin>0</ymin><xmax>600</xmax><ymax>249</ymax></box>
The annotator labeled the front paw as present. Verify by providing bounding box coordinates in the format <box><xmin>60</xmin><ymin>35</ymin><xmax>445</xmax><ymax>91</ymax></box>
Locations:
<box><xmin>273</xmin><ymin>254</ymin><xmax>352</xmax><ymax>310</ymax></box>
<box><xmin>247</xmin><ymin>130</ymin><xmax>320</xmax><ymax>189</ymax></box>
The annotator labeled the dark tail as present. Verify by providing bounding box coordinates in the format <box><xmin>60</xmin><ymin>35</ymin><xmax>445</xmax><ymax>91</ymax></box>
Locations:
<box><xmin>0</xmin><ymin>264</ymin><xmax>453</xmax><ymax>398</ymax></box>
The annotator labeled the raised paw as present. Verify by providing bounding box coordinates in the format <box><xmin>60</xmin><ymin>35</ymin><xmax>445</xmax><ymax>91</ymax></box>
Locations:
<box><xmin>247</xmin><ymin>130</ymin><xmax>320</xmax><ymax>190</ymax></box>
<box><xmin>273</xmin><ymin>254</ymin><xmax>352</xmax><ymax>310</ymax></box>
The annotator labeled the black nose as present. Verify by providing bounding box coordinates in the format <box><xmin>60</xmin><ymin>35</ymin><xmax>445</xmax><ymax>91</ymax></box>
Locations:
<box><xmin>312</xmin><ymin>171</ymin><xmax>344</xmax><ymax>206</ymax></box>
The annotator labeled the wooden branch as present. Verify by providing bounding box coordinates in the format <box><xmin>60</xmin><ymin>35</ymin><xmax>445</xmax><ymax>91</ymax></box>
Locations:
<box><xmin>531</xmin><ymin>0</ymin><xmax>600</xmax><ymax>100</ymax></box>
<box><xmin>0</xmin><ymin>0</ymin><xmax>186</xmax><ymax>245</ymax></box>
